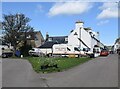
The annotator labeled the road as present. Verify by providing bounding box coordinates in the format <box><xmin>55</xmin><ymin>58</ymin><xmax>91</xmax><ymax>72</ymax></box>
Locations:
<box><xmin>0</xmin><ymin>58</ymin><xmax>2</xmax><ymax>88</ymax></box>
<box><xmin>2</xmin><ymin>54</ymin><xmax>118</xmax><ymax>87</ymax></box>
<box><xmin>41</xmin><ymin>54</ymin><xmax>118</xmax><ymax>87</ymax></box>
<box><xmin>2</xmin><ymin>59</ymin><xmax>46</xmax><ymax>87</ymax></box>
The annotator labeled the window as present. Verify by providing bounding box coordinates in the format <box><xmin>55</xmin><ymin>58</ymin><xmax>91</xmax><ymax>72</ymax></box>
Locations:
<box><xmin>70</xmin><ymin>30</ymin><xmax>74</xmax><ymax>33</ymax></box>
<box><xmin>74</xmin><ymin>32</ymin><xmax>78</xmax><ymax>35</ymax></box>
<box><xmin>65</xmin><ymin>37</ymin><xmax>68</xmax><ymax>42</ymax></box>
<box><xmin>93</xmin><ymin>48</ymin><xmax>96</xmax><ymax>53</ymax></box>
<box><xmin>48</xmin><ymin>38</ymin><xmax>52</xmax><ymax>42</ymax></box>
<box><xmin>74</xmin><ymin>47</ymin><xmax>80</xmax><ymax>51</ymax></box>
<box><xmin>83</xmin><ymin>48</ymin><xmax>86</xmax><ymax>51</ymax></box>
<box><xmin>31</xmin><ymin>49</ymin><xmax>35</xmax><ymax>51</ymax></box>
<box><xmin>35</xmin><ymin>35</ymin><xmax>38</xmax><ymax>41</ymax></box>
<box><xmin>96</xmin><ymin>49</ymin><xmax>99</xmax><ymax>53</ymax></box>
<box><xmin>67</xmin><ymin>47</ymin><xmax>71</xmax><ymax>51</ymax></box>
<box><xmin>27</xmin><ymin>35</ymin><xmax>31</xmax><ymax>39</ymax></box>
<box><xmin>0</xmin><ymin>39</ymin><xmax>2</xmax><ymax>45</ymax></box>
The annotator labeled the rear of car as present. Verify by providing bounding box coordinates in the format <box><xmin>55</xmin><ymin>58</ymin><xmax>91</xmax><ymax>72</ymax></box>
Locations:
<box><xmin>100</xmin><ymin>50</ymin><xmax>109</xmax><ymax>56</ymax></box>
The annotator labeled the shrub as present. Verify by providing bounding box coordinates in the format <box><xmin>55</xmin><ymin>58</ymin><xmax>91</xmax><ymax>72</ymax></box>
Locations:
<box><xmin>41</xmin><ymin>58</ymin><xmax>57</xmax><ymax>67</ymax></box>
<box><xmin>20</xmin><ymin>45</ymin><xmax>32</xmax><ymax>57</ymax></box>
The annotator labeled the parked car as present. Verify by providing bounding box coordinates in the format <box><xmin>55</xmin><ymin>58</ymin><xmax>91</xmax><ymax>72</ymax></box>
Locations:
<box><xmin>1</xmin><ymin>48</ymin><xmax>13</xmax><ymax>58</ymax></box>
<box><xmin>2</xmin><ymin>52</ymin><xmax>13</xmax><ymax>58</ymax></box>
<box><xmin>29</xmin><ymin>48</ymin><xmax>45</xmax><ymax>57</ymax></box>
<box><xmin>109</xmin><ymin>50</ymin><xmax>114</xmax><ymax>54</ymax></box>
<box><xmin>117</xmin><ymin>48</ymin><xmax>120</xmax><ymax>55</ymax></box>
<box><xmin>100</xmin><ymin>50</ymin><xmax>109</xmax><ymax>56</ymax></box>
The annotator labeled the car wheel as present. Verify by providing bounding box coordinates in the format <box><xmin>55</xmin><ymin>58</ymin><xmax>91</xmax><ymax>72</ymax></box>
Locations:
<box><xmin>2</xmin><ymin>54</ymin><xmax>7</xmax><ymax>58</ymax></box>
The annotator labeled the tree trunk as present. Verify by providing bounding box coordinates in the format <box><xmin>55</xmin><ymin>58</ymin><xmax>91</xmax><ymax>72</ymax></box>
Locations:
<box><xmin>24</xmin><ymin>31</ymin><xmax>27</xmax><ymax>47</ymax></box>
<box><xmin>13</xmin><ymin>44</ymin><xmax>16</xmax><ymax>57</ymax></box>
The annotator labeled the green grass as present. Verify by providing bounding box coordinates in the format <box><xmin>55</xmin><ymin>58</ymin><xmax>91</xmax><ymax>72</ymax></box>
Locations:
<box><xmin>27</xmin><ymin>57</ymin><xmax>92</xmax><ymax>73</ymax></box>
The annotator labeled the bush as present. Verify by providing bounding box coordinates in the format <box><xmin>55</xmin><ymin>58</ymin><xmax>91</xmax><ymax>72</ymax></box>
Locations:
<box><xmin>20</xmin><ymin>45</ymin><xmax>32</xmax><ymax>57</ymax></box>
<box><xmin>41</xmin><ymin>58</ymin><xmax>57</xmax><ymax>67</ymax></box>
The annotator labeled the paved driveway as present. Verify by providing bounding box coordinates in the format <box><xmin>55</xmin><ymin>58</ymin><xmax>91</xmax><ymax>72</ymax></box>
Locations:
<box><xmin>41</xmin><ymin>54</ymin><xmax>118</xmax><ymax>87</ymax></box>
<box><xmin>2</xmin><ymin>59</ymin><xmax>46</xmax><ymax>87</ymax></box>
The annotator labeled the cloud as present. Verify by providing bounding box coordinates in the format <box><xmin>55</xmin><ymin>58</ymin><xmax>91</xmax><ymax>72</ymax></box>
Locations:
<box><xmin>97</xmin><ymin>20</ymin><xmax>109</xmax><ymax>26</ymax></box>
<box><xmin>97</xmin><ymin>2</ymin><xmax>119</xmax><ymax>19</ymax></box>
<box><xmin>48</xmin><ymin>2</ymin><xmax>93</xmax><ymax>16</ymax></box>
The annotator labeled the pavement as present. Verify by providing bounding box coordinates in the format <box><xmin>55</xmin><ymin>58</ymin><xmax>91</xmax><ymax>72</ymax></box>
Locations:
<box><xmin>2</xmin><ymin>54</ymin><xmax>118</xmax><ymax>87</ymax></box>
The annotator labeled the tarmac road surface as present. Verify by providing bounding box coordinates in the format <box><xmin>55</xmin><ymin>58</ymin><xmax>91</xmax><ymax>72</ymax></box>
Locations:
<box><xmin>2</xmin><ymin>59</ymin><xmax>46</xmax><ymax>87</ymax></box>
<box><xmin>41</xmin><ymin>54</ymin><xmax>118</xmax><ymax>87</ymax></box>
<box><xmin>0</xmin><ymin>58</ymin><xmax>2</xmax><ymax>88</ymax></box>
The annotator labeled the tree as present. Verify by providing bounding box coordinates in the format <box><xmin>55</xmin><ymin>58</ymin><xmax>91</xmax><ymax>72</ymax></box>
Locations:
<box><xmin>2</xmin><ymin>13</ymin><xmax>34</xmax><ymax>55</ymax></box>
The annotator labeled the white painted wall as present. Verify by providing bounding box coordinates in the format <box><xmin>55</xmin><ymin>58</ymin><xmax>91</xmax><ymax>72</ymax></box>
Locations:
<box><xmin>91</xmin><ymin>37</ymin><xmax>97</xmax><ymax>52</ymax></box>
<box><xmin>114</xmin><ymin>42</ymin><xmax>120</xmax><ymax>52</ymax></box>
<box><xmin>68</xmin><ymin>30</ymin><xmax>79</xmax><ymax>46</ymax></box>
<box><xmin>80</xmin><ymin>28</ymin><xmax>91</xmax><ymax>49</ymax></box>
<box><xmin>68</xmin><ymin>21</ymin><xmax>100</xmax><ymax>52</ymax></box>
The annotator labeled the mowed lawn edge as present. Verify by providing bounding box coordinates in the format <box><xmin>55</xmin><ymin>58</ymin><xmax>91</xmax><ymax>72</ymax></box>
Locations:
<box><xmin>26</xmin><ymin>57</ymin><xmax>92</xmax><ymax>73</ymax></box>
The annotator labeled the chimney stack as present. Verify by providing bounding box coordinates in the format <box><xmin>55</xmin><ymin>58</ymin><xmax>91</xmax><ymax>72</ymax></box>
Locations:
<box><xmin>75</xmin><ymin>20</ymin><xmax>84</xmax><ymax>29</ymax></box>
<box><xmin>46</xmin><ymin>32</ymin><xmax>49</xmax><ymax>41</ymax></box>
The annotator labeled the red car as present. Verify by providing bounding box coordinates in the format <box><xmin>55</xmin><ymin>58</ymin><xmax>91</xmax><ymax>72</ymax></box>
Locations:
<box><xmin>100</xmin><ymin>50</ymin><xmax>109</xmax><ymax>56</ymax></box>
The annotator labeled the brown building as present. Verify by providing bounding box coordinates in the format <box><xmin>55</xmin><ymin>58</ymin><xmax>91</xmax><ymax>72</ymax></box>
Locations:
<box><xmin>26</xmin><ymin>31</ymin><xmax>44</xmax><ymax>47</ymax></box>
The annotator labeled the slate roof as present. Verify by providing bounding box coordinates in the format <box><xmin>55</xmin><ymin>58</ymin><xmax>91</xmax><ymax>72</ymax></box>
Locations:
<box><xmin>48</xmin><ymin>36</ymin><xmax>68</xmax><ymax>44</ymax></box>
<box><xmin>38</xmin><ymin>36</ymin><xmax>68</xmax><ymax>48</ymax></box>
<box><xmin>38</xmin><ymin>41</ymin><xmax>58</xmax><ymax>48</ymax></box>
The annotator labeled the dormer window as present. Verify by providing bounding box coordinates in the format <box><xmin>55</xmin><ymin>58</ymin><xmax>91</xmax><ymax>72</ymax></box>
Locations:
<box><xmin>48</xmin><ymin>38</ymin><xmax>52</xmax><ymax>42</ymax></box>
<box><xmin>27</xmin><ymin>35</ymin><xmax>31</xmax><ymax>39</ymax></box>
<box><xmin>65</xmin><ymin>37</ymin><xmax>68</xmax><ymax>42</ymax></box>
<box><xmin>74</xmin><ymin>32</ymin><xmax>78</xmax><ymax>35</ymax></box>
<box><xmin>70</xmin><ymin>30</ymin><xmax>74</xmax><ymax>33</ymax></box>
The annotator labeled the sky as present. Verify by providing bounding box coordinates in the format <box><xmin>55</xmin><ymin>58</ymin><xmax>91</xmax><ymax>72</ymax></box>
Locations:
<box><xmin>2</xmin><ymin>1</ymin><xmax>119</xmax><ymax>46</ymax></box>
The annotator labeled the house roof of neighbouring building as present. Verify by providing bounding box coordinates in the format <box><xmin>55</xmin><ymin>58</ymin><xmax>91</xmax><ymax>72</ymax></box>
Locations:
<box><xmin>47</xmin><ymin>36</ymin><xmax>68</xmax><ymax>44</ymax></box>
<box><xmin>38</xmin><ymin>41</ymin><xmax>58</xmax><ymax>48</ymax></box>
<box><xmin>39</xmin><ymin>36</ymin><xmax>68</xmax><ymax>48</ymax></box>
<box><xmin>115</xmin><ymin>37</ymin><xmax>120</xmax><ymax>44</ymax></box>
<box><xmin>84</xmin><ymin>27</ymin><xmax>92</xmax><ymax>31</ymax></box>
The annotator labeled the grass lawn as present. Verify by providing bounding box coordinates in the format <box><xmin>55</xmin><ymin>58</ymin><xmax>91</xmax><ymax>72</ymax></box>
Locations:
<box><xmin>27</xmin><ymin>57</ymin><xmax>92</xmax><ymax>73</ymax></box>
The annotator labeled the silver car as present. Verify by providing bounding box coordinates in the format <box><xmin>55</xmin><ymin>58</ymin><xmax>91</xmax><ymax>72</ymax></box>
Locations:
<box><xmin>29</xmin><ymin>48</ymin><xmax>45</xmax><ymax>56</ymax></box>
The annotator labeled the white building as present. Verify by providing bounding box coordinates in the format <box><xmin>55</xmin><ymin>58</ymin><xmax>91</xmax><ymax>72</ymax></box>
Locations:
<box><xmin>68</xmin><ymin>21</ymin><xmax>104</xmax><ymax>52</ymax></box>
<box><xmin>38</xmin><ymin>20</ymin><xmax>104</xmax><ymax>57</ymax></box>
<box><xmin>114</xmin><ymin>38</ymin><xmax>120</xmax><ymax>52</ymax></box>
